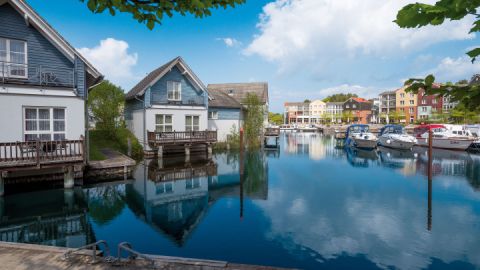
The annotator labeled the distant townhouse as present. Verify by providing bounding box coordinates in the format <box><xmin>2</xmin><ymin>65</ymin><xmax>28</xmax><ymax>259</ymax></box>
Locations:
<box><xmin>395</xmin><ymin>86</ymin><xmax>417</xmax><ymax>124</ymax></box>
<box><xmin>309</xmin><ymin>99</ymin><xmax>326</xmax><ymax>124</ymax></box>
<box><xmin>369</xmin><ymin>98</ymin><xmax>380</xmax><ymax>124</ymax></box>
<box><xmin>207</xmin><ymin>83</ymin><xmax>269</xmax><ymax>127</ymax></box>
<box><xmin>284</xmin><ymin>101</ymin><xmax>310</xmax><ymax>124</ymax></box>
<box><xmin>325</xmin><ymin>102</ymin><xmax>343</xmax><ymax>123</ymax></box>
<box><xmin>207</xmin><ymin>89</ymin><xmax>243</xmax><ymax>142</ymax></box>
<box><xmin>0</xmin><ymin>0</ymin><xmax>102</xmax><ymax>178</ymax></box>
<box><xmin>125</xmin><ymin>57</ymin><xmax>210</xmax><ymax>151</ymax></box>
<box><xmin>379</xmin><ymin>90</ymin><xmax>396</xmax><ymax>123</ymax></box>
<box><xmin>417</xmin><ymin>88</ymin><xmax>443</xmax><ymax>121</ymax></box>
<box><xmin>342</xmin><ymin>98</ymin><xmax>373</xmax><ymax>124</ymax></box>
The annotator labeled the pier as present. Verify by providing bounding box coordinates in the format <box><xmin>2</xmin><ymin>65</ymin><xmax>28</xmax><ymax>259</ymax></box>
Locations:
<box><xmin>0</xmin><ymin>241</ymin><xmax>286</xmax><ymax>269</ymax></box>
<box><xmin>264</xmin><ymin>127</ymin><xmax>280</xmax><ymax>148</ymax></box>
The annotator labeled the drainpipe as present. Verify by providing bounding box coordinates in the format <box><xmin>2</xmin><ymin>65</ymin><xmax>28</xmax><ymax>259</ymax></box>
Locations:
<box><xmin>134</xmin><ymin>95</ymin><xmax>146</xmax><ymax>150</ymax></box>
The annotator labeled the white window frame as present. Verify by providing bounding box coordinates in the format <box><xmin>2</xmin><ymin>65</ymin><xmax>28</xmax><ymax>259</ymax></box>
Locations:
<box><xmin>208</xmin><ymin>111</ymin><xmax>218</xmax><ymax>120</ymax></box>
<box><xmin>167</xmin><ymin>81</ymin><xmax>181</xmax><ymax>101</ymax></box>
<box><xmin>23</xmin><ymin>107</ymin><xmax>66</xmax><ymax>141</ymax></box>
<box><xmin>409</xmin><ymin>100</ymin><xmax>414</xmax><ymax>105</ymax></box>
<box><xmin>0</xmin><ymin>38</ymin><xmax>28</xmax><ymax>79</ymax></box>
<box><xmin>156</xmin><ymin>181</ymin><xmax>174</xmax><ymax>194</ymax></box>
<box><xmin>185</xmin><ymin>115</ymin><xmax>200</xmax><ymax>131</ymax></box>
<box><xmin>186</xmin><ymin>178</ymin><xmax>201</xmax><ymax>190</ymax></box>
<box><xmin>155</xmin><ymin>114</ymin><xmax>173</xmax><ymax>132</ymax></box>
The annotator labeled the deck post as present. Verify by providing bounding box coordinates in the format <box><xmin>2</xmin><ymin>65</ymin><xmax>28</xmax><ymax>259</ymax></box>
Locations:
<box><xmin>157</xmin><ymin>146</ymin><xmax>163</xmax><ymax>158</ymax></box>
<box><xmin>185</xmin><ymin>146</ymin><xmax>191</xmax><ymax>163</ymax></box>
<box><xmin>157</xmin><ymin>157</ymin><xmax>164</xmax><ymax>169</ymax></box>
<box><xmin>207</xmin><ymin>144</ymin><xmax>212</xmax><ymax>159</ymax></box>
<box><xmin>64</xmin><ymin>189</ymin><xmax>74</xmax><ymax>209</ymax></box>
<box><xmin>64</xmin><ymin>166</ymin><xmax>74</xmax><ymax>189</ymax></box>
<box><xmin>0</xmin><ymin>172</ymin><xmax>4</xmax><ymax>197</ymax></box>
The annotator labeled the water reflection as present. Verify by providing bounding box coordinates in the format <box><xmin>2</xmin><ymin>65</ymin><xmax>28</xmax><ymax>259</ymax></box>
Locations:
<box><xmin>125</xmin><ymin>152</ymin><xmax>269</xmax><ymax>245</ymax></box>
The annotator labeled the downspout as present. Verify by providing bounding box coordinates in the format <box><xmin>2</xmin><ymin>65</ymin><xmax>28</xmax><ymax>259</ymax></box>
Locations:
<box><xmin>134</xmin><ymin>95</ymin><xmax>146</xmax><ymax>150</ymax></box>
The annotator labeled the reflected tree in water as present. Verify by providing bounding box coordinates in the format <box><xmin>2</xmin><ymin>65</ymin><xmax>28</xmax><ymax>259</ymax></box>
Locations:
<box><xmin>84</xmin><ymin>185</ymin><xmax>126</xmax><ymax>225</ymax></box>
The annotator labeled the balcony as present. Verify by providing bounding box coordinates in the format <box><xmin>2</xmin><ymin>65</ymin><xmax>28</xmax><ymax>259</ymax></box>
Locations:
<box><xmin>0</xmin><ymin>61</ymin><xmax>76</xmax><ymax>88</ymax></box>
<box><xmin>151</xmin><ymin>93</ymin><xmax>206</xmax><ymax>106</ymax></box>
<box><xmin>148</xmin><ymin>131</ymin><xmax>217</xmax><ymax>146</ymax></box>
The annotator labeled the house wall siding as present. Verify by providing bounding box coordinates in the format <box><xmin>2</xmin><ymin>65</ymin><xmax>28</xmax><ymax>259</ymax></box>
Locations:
<box><xmin>150</xmin><ymin>66</ymin><xmax>206</xmax><ymax>106</ymax></box>
<box><xmin>209</xmin><ymin>107</ymin><xmax>241</xmax><ymax>120</ymax></box>
<box><xmin>0</xmin><ymin>93</ymin><xmax>85</xmax><ymax>141</ymax></box>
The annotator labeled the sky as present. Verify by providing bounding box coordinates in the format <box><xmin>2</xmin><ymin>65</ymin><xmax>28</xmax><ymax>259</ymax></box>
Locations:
<box><xmin>27</xmin><ymin>0</ymin><xmax>480</xmax><ymax>112</ymax></box>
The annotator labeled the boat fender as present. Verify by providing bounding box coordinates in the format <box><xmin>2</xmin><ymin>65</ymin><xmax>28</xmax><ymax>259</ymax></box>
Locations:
<box><xmin>386</xmin><ymin>139</ymin><xmax>391</xmax><ymax>144</ymax></box>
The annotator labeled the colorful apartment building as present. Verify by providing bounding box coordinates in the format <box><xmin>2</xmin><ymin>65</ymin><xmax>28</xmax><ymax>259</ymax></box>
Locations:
<box><xmin>342</xmin><ymin>98</ymin><xmax>373</xmax><ymax>124</ymax></box>
<box><xmin>417</xmin><ymin>88</ymin><xmax>443</xmax><ymax>121</ymax></box>
<box><xmin>309</xmin><ymin>100</ymin><xmax>326</xmax><ymax>123</ymax></box>
<box><xmin>379</xmin><ymin>90</ymin><xmax>396</xmax><ymax>123</ymax></box>
<box><xmin>325</xmin><ymin>102</ymin><xmax>343</xmax><ymax>123</ymax></box>
<box><xmin>284</xmin><ymin>102</ymin><xmax>310</xmax><ymax>124</ymax></box>
<box><xmin>395</xmin><ymin>86</ymin><xmax>417</xmax><ymax>124</ymax></box>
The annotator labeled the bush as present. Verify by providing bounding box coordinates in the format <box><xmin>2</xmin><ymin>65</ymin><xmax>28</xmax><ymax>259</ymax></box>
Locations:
<box><xmin>89</xmin><ymin>128</ymin><xmax>143</xmax><ymax>161</ymax></box>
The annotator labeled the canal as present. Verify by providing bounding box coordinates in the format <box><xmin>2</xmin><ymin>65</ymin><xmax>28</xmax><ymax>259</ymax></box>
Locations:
<box><xmin>1</xmin><ymin>133</ymin><xmax>480</xmax><ymax>269</ymax></box>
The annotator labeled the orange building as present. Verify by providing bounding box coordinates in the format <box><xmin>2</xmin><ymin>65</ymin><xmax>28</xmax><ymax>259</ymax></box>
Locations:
<box><xmin>395</xmin><ymin>86</ymin><xmax>417</xmax><ymax>124</ymax></box>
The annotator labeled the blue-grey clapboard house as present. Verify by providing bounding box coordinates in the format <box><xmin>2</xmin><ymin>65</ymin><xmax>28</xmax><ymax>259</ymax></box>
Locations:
<box><xmin>125</xmin><ymin>56</ymin><xmax>209</xmax><ymax>150</ymax></box>
<box><xmin>207</xmin><ymin>89</ymin><xmax>244</xmax><ymax>142</ymax></box>
<box><xmin>0</xmin><ymin>0</ymin><xmax>102</xmax><ymax>144</ymax></box>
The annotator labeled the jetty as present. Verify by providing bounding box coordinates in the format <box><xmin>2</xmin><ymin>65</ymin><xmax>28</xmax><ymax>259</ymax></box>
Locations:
<box><xmin>264</xmin><ymin>127</ymin><xmax>280</xmax><ymax>148</ymax></box>
<box><xmin>0</xmin><ymin>241</ymin><xmax>287</xmax><ymax>270</ymax></box>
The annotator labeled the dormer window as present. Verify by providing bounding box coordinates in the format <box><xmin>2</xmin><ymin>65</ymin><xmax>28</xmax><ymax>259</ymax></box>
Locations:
<box><xmin>167</xmin><ymin>81</ymin><xmax>181</xmax><ymax>101</ymax></box>
<box><xmin>0</xmin><ymin>38</ymin><xmax>27</xmax><ymax>79</ymax></box>
<box><xmin>228</xmin><ymin>89</ymin><xmax>234</xmax><ymax>96</ymax></box>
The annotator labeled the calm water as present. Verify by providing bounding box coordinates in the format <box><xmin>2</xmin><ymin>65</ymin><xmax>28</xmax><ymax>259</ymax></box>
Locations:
<box><xmin>1</xmin><ymin>133</ymin><xmax>480</xmax><ymax>269</ymax></box>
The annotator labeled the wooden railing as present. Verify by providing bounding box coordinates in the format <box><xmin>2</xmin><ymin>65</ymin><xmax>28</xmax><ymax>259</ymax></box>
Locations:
<box><xmin>147</xmin><ymin>131</ymin><xmax>217</xmax><ymax>146</ymax></box>
<box><xmin>265</xmin><ymin>127</ymin><xmax>280</xmax><ymax>136</ymax></box>
<box><xmin>149</xmin><ymin>162</ymin><xmax>217</xmax><ymax>182</ymax></box>
<box><xmin>0</xmin><ymin>138</ymin><xmax>84</xmax><ymax>170</ymax></box>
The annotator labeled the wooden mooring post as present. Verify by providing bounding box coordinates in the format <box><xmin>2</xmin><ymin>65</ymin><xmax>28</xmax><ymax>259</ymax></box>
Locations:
<box><xmin>239</xmin><ymin>128</ymin><xmax>244</xmax><ymax>220</ymax></box>
<box><xmin>427</xmin><ymin>130</ymin><xmax>433</xmax><ymax>231</ymax></box>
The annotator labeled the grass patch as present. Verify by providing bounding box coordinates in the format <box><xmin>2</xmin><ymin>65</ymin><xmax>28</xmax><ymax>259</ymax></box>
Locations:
<box><xmin>89</xmin><ymin>128</ymin><xmax>143</xmax><ymax>161</ymax></box>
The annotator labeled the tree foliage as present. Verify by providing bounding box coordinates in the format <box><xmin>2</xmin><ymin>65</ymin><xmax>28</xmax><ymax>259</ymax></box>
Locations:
<box><xmin>88</xmin><ymin>80</ymin><xmax>125</xmax><ymax>137</ymax></box>
<box><xmin>81</xmin><ymin>0</ymin><xmax>246</xmax><ymax>29</ymax></box>
<box><xmin>395</xmin><ymin>0</ymin><xmax>480</xmax><ymax>62</ymax></box>
<box><xmin>268</xmin><ymin>112</ymin><xmax>283</xmax><ymax>125</ymax></box>
<box><xmin>323</xmin><ymin>93</ymin><xmax>358</xmax><ymax>103</ymax></box>
<box><xmin>243</xmin><ymin>93</ymin><xmax>264</xmax><ymax>148</ymax></box>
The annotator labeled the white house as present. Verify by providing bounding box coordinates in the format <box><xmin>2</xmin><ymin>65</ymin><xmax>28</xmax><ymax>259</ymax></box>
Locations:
<box><xmin>125</xmin><ymin>57</ymin><xmax>209</xmax><ymax>151</ymax></box>
<box><xmin>0</xmin><ymin>0</ymin><xmax>102</xmax><ymax>143</ymax></box>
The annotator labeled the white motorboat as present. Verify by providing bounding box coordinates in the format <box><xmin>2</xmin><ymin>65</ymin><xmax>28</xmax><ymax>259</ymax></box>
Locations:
<box><xmin>378</xmin><ymin>124</ymin><xmax>417</xmax><ymax>150</ymax></box>
<box><xmin>414</xmin><ymin>124</ymin><xmax>475</xmax><ymax>151</ymax></box>
<box><xmin>345</xmin><ymin>124</ymin><xmax>377</xmax><ymax>150</ymax></box>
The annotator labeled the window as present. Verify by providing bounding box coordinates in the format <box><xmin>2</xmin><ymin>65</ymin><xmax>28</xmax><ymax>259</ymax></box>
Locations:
<box><xmin>0</xmin><ymin>38</ymin><xmax>27</xmax><ymax>78</ymax></box>
<box><xmin>346</xmin><ymin>105</ymin><xmax>350</xmax><ymax>109</ymax></box>
<box><xmin>400</xmin><ymin>93</ymin><xmax>405</xmax><ymax>98</ymax></box>
<box><xmin>156</xmin><ymin>182</ymin><xmax>173</xmax><ymax>194</ymax></box>
<box><xmin>167</xmin><ymin>81</ymin><xmax>181</xmax><ymax>101</ymax></box>
<box><xmin>422</xmin><ymin>98</ymin><xmax>426</xmax><ymax>105</ymax></box>
<box><xmin>208</xmin><ymin>111</ymin><xmax>218</xmax><ymax>120</ymax></box>
<box><xmin>432</xmin><ymin>107</ymin><xmax>437</xmax><ymax>112</ymax></box>
<box><xmin>185</xmin><ymin>115</ymin><xmax>199</xmax><ymax>131</ymax></box>
<box><xmin>432</xmin><ymin>99</ymin><xmax>437</xmax><ymax>104</ymax></box>
<box><xmin>352</xmin><ymin>104</ymin><xmax>356</xmax><ymax>109</ymax></box>
<box><xmin>422</xmin><ymin>107</ymin><xmax>427</xmax><ymax>112</ymax></box>
<box><xmin>186</xmin><ymin>179</ymin><xmax>200</xmax><ymax>189</ymax></box>
<box><xmin>400</xmin><ymin>101</ymin><xmax>405</xmax><ymax>105</ymax></box>
<box><xmin>155</xmin><ymin>114</ymin><xmax>173</xmax><ymax>132</ymax></box>
<box><xmin>24</xmin><ymin>107</ymin><xmax>65</xmax><ymax>141</ymax></box>
<box><xmin>409</xmin><ymin>93</ymin><xmax>414</xmax><ymax>98</ymax></box>
<box><xmin>409</xmin><ymin>100</ymin><xmax>414</xmax><ymax>105</ymax></box>
<box><xmin>409</xmin><ymin>108</ymin><xmax>414</xmax><ymax>113</ymax></box>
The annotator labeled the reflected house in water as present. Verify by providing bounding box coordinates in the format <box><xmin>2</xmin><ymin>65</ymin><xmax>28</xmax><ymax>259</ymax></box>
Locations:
<box><xmin>126</xmin><ymin>152</ymin><xmax>269</xmax><ymax>245</ymax></box>
<box><xmin>284</xmin><ymin>133</ymin><xmax>327</xmax><ymax>160</ymax></box>
<box><xmin>344</xmin><ymin>147</ymin><xmax>379</xmax><ymax>168</ymax></box>
<box><xmin>0</xmin><ymin>189</ymin><xmax>94</xmax><ymax>247</ymax></box>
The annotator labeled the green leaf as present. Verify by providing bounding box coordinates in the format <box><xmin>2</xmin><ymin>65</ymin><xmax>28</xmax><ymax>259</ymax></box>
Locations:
<box><xmin>467</xmin><ymin>47</ymin><xmax>480</xmax><ymax>63</ymax></box>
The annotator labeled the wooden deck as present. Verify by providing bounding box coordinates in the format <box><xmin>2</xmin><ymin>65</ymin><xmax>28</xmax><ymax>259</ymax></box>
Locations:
<box><xmin>265</xmin><ymin>127</ymin><xmax>280</xmax><ymax>137</ymax></box>
<box><xmin>148</xmin><ymin>161</ymin><xmax>217</xmax><ymax>182</ymax></box>
<box><xmin>147</xmin><ymin>131</ymin><xmax>217</xmax><ymax>146</ymax></box>
<box><xmin>0</xmin><ymin>139</ymin><xmax>85</xmax><ymax>171</ymax></box>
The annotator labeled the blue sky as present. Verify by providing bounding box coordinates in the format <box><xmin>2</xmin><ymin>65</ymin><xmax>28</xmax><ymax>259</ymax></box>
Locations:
<box><xmin>28</xmin><ymin>0</ymin><xmax>480</xmax><ymax>112</ymax></box>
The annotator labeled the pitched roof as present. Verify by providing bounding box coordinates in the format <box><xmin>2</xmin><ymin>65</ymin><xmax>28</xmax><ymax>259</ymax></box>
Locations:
<box><xmin>208</xmin><ymin>89</ymin><xmax>242</xmax><ymax>109</ymax></box>
<box><xmin>3</xmin><ymin>0</ymin><xmax>102</xmax><ymax>82</ymax></box>
<box><xmin>352</xmin><ymin>97</ymin><xmax>369</xmax><ymax>103</ymax></box>
<box><xmin>125</xmin><ymin>56</ymin><xmax>206</xmax><ymax>100</ymax></box>
<box><xmin>207</xmin><ymin>82</ymin><xmax>268</xmax><ymax>104</ymax></box>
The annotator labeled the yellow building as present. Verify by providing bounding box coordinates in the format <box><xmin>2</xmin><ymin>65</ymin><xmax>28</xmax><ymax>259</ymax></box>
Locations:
<box><xmin>395</xmin><ymin>86</ymin><xmax>417</xmax><ymax>124</ymax></box>
<box><xmin>309</xmin><ymin>99</ymin><xmax>326</xmax><ymax>124</ymax></box>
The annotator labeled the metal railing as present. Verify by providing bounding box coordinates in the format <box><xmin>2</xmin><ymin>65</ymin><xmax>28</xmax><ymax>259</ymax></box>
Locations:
<box><xmin>118</xmin><ymin>242</ymin><xmax>155</xmax><ymax>266</ymax></box>
<box><xmin>151</xmin><ymin>93</ymin><xmax>206</xmax><ymax>106</ymax></box>
<box><xmin>63</xmin><ymin>240</ymin><xmax>110</xmax><ymax>264</ymax></box>
<box><xmin>0</xmin><ymin>137</ymin><xmax>85</xmax><ymax>169</ymax></box>
<box><xmin>0</xmin><ymin>61</ymin><xmax>75</xmax><ymax>88</ymax></box>
<box><xmin>148</xmin><ymin>130</ymin><xmax>217</xmax><ymax>145</ymax></box>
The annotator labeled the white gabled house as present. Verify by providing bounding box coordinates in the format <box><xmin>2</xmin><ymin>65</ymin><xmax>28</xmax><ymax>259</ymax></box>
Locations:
<box><xmin>0</xmin><ymin>0</ymin><xmax>102</xmax><ymax>144</ymax></box>
<box><xmin>125</xmin><ymin>57</ymin><xmax>212</xmax><ymax>152</ymax></box>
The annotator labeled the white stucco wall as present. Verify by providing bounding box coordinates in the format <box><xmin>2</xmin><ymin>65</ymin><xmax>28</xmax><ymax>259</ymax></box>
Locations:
<box><xmin>208</xmin><ymin>119</ymin><xmax>242</xmax><ymax>142</ymax></box>
<box><xmin>126</xmin><ymin>110</ymin><xmax>145</xmax><ymax>146</ymax></box>
<box><xmin>145</xmin><ymin>106</ymin><xmax>208</xmax><ymax>133</ymax></box>
<box><xmin>0</xmin><ymin>93</ymin><xmax>85</xmax><ymax>141</ymax></box>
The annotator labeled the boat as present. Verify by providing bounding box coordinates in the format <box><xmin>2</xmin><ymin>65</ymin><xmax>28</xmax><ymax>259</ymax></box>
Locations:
<box><xmin>413</xmin><ymin>124</ymin><xmax>475</xmax><ymax>151</ymax></box>
<box><xmin>378</xmin><ymin>124</ymin><xmax>417</xmax><ymax>150</ymax></box>
<box><xmin>344</xmin><ymin>124</ymin><xmax>378</xmax><ymax>150</ymax></box>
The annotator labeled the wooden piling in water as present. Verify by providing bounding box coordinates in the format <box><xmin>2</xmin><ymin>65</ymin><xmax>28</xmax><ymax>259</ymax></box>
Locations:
<box><xmin>427</xmin><ymin>130</ymin><xmax>433</xmax><ymax>231</ymax></box>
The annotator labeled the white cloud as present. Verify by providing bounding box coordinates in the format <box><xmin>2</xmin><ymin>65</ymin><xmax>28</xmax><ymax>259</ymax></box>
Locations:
<box><xmin>427</xmin><ymin>56</ymin><xmax>480</xmax><ymax>82</ymax></box>
<box><xmin>217</xmin><ymin>37</ymin><xmax>241</xmax><ymax>47</ymax></box>
<box><xmin>77</xmin><ymin>38</ymin><xmax>138</xmax><ymax>88</ymax></box>
<box><xmin>245</xmin><ymin>0</ymin><xmax>475</xmax><ymax>76</ymax></box>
